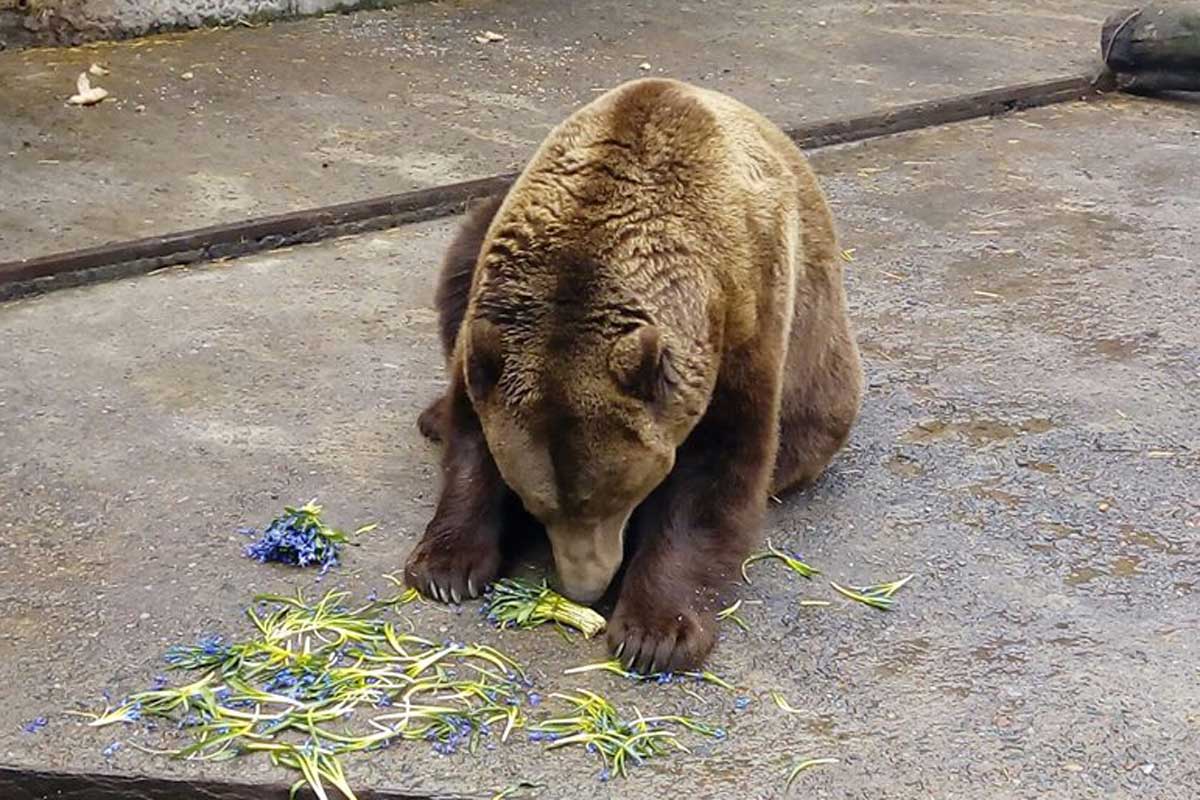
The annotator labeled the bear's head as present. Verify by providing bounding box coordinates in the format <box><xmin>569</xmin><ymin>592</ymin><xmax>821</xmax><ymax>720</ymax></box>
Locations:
<box><xmin>463</xmin><ymin>310</ymin><xmax>708</xmax><ymax>604</ymax></box>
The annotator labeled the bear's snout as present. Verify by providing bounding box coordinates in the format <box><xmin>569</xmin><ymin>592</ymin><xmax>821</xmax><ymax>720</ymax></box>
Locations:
<box><xmin>546</xmin><ymin>515</ymin><xmax>629</xmax><ymax>606</ymax></box>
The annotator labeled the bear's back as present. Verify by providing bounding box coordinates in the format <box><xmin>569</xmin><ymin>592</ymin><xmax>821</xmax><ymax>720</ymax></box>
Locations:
<box><xmin>508</xmin><ymin>79</ymin><xmax>802</xmax><ymax>230</ymax></box>
<box><xmin>470</xmin><ymin>79</ymin><xmax>823</xmax><ymax>361</ymax></box>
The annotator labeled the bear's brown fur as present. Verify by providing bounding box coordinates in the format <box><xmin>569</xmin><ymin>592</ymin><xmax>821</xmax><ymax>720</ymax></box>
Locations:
<box><xmin>405</xmin><ymin>78</ymin><xmax>862</xmax><ymax>671</ymax></box>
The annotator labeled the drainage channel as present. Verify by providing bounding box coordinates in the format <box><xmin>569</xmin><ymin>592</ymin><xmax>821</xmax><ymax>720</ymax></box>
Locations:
<box><xmin>0</xmin><ymin>74</ymin><xmax>1107</xmax><ymax>303</ymax></box>
<box><xmin>0</xmin><ymin>765</ymin><xmax>445</xmax><ymax>800</ymax></box>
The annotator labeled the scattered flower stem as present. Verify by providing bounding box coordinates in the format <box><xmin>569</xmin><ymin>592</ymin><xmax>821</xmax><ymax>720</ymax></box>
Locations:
<box><xmin>829</xmin><ymin>574</ymin><xmax>914</xmax><ymax>611</ymax></box>
<box><xmin>76</xmin><ymin>586</ymin><xmax>535</xmax><ymax>799</ymax></box>
<box><xmin>716</xmin><ymin>600</ymin><xmax>751</xmax><ymax>632</ymax></box>
<box><xmin>785</xmin><ymin>757</ymin><xmax>840</xmax><ymax>791</ymax></box>
<box><xmin>856</xmin><ymin>574</ymin><xmax>915</xmax><ymax>599</ymax></box>
<box><xmin>531</xmin><ymin>690</ymin><xmax>723</xmax><ymax>780</ymax></box>
<box><xmin>490</xmin><ymin>781</ymin><xmax>545</xmax><ymax>799</ymax></box>
<box><xmin>741</xmin><ymin>540</ymin><xmax>820</xmax><ymax>584</ymax></box>
<box><xmin>769</xmin><ymin>691</ymin><xmax>804</xmax><ymax>715</ymax></box>
<box><xmin>829</xmin><ymin>581</ymin><xmax>894</xmax><ymax>610</ymax></box>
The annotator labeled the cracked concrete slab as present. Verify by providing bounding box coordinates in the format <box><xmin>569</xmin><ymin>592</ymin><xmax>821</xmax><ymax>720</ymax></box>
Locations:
<box><xmin>0</xmin><ymin>0</ymin><xmax>1119</xmax><ymax>263</ymax></box>
<box><xmin>2</xmin><ymin>94</ymin><xmax>1199</xmax><ymax>799</ymax></box>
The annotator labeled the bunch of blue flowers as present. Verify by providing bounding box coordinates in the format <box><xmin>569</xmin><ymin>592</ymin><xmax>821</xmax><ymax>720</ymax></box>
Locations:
<box><xmin>242</xmin><ymin>501</ymin><xmax>375</xmax><ymax>573</ymax></box>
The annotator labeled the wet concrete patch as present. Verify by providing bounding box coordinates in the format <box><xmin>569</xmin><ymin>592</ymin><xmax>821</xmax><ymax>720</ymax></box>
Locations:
<box><xmin>2</xmin><ymin>97</ymin><xmax>1200</xmax><ymax>798</ymax></box>
<box><xmin>900</xmin><ymin>417</ymin><xmax>1055</xmax><ymax>446</ymax></box>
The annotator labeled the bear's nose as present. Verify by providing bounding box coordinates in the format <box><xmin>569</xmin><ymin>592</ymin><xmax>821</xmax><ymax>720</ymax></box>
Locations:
<box><xmin>556</xmin><ymin>579</ymin><xmax>608</xmax><ymax>606</ymax></box>
<box><xmin>551</xmin><ymin>547</ymin><xmax>620</xmax><ymax>605</ymax></box>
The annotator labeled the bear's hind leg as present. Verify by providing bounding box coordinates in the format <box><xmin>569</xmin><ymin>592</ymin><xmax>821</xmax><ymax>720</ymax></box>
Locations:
<box><xmin>417</xmin><ymin>395</ymin><xmax>447</xmax><ymax>443</ymax></box>
<box><xmin>771</xmin><ymin>321</ymin><xmax>863</xmax><ymax>495</ymax></box>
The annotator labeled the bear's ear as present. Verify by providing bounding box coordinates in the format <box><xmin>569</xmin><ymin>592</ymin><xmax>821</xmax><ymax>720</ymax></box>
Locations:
<box><xmin>464</xmin><ymin>318</ymin><xmax>503</xmax><ymax>399</ymax></box>
<box><xmin>608</xmin><ymin>325</ymin><xmax>676</xmax><ymax>402</ymax></box>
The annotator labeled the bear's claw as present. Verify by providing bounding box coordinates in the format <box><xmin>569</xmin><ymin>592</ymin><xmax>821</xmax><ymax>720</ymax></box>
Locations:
<box><xmin>403</xmin><ymin>521</ymin><xmax>499</xmax><ymax>605</ymax></box>
<box><xmin>606</xmin><ymin>595</ymin><xmax>716</xmax><ymax>674</ymax></box>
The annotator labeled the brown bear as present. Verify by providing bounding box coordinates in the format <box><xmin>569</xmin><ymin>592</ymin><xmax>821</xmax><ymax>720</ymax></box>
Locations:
<box><xmin>405</xmin><ymin>77</ymin><xmax>862</xmax><ymax>672</ymax></box>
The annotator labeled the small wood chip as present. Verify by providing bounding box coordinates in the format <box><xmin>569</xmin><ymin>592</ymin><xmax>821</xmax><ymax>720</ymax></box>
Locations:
<box><xmin>68</xmin><ymin>72</ymin><xmax>108</xmax><ymax>106</ymax></box>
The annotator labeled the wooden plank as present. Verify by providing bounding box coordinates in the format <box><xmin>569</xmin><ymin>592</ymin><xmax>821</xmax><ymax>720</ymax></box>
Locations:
<box><xmin>792</xmin><ymin>75</ymin><xmax>1099</xmax><ymax>149</ymax></box>
<box><xmin>0</xmin><ymin>173</ymin><xmax>517</xmax><ymax>289</ymax></box>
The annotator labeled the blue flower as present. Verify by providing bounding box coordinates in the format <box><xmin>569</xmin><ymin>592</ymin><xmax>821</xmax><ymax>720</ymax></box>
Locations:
<box><xmin>598</xmin><ymin>768</ymin><xmax>611</xmax><ymax>782</ymax></box>
<box><xmin>527</xmin><ymin>692</ymin><xmax>542</xmax><ymax>707</ymax></box>
<box><xmin>151</xmin><ymin>675</ymin><xmax>169</xmax><ymax>690</ymax></box>
<box><xmin>101</xmin><ymin>741</ymin><xmax>122</xmax><ymax>758</ymax></box>
<box><xmin>242</xmin><ymin>505</ymin><xmax>348</xmax><ymax>572</ymax></box>
<box><xmin>166</xmin><ymin>636</ymin><xmax>233</xmax><ymax>670</ymax></box>
<box><xmin>21</xmin><ymin>717</ymin><xmax>48</xmax><ymax>734</ymax></box>
<box><xmin>265</xmin><ymin>668</ymin><xmax>297</xmax><ymax>692</ymax></box>
<box><xmin>734</xmin><ymin>696</ymin><xmax>750</xmax><ymax>711</ymax></box>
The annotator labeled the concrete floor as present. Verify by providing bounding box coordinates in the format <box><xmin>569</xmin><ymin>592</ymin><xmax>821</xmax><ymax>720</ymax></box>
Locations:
<box><xmin>2</xmin><ymin>94</ymin><xmax>1199</xmax><ymax>799</ymax></box>
<box><xmin>0</xmin><ymin>0</ymin><xmax>1119</xmax><ymax>263</ymax></box>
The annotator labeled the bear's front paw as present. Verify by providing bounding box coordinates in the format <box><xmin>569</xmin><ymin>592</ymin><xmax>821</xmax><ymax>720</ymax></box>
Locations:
<box><xmin>607</xmin><ymin>592</ymin><xmax>717</xmax><ymax>673</ymax></box>
<box><xmin>403</xmin><ymin>518</ymin><xmax>500</xmax><ymax>604</ymax></box>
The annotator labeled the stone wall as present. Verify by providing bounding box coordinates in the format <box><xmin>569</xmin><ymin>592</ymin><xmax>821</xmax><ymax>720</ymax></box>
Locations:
<box><xmin>0</xmin><ymin>0</ymin><xmax>409</xmax><ymax>47</ymax></box>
